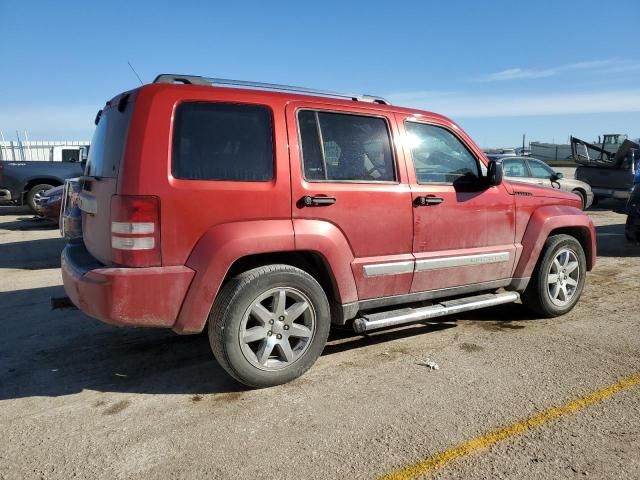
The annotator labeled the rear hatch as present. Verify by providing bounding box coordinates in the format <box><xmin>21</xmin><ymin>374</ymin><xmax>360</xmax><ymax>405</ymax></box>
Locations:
<box><xmin>80</xmin><ymin>93</ymin><xmax>135</xmax><ymax>265</ymax></box>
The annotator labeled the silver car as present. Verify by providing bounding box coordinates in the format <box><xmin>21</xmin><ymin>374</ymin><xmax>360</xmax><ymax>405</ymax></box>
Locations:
<box><xmin>502</xmin><ymin>156</ymin><xmax>594</xmax><ymax>209</ymax></box>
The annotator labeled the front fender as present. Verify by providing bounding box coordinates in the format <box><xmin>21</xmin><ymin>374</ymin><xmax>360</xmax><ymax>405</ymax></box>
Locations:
<box><xmin>173</xmin><ymin>220</ymin><xmax>295</xmax><ymax>334</ymax></box>
<box><xmin>513</xmin><ymin>205</ymin><xmax>596</xmax><ymax>280</ymax></box>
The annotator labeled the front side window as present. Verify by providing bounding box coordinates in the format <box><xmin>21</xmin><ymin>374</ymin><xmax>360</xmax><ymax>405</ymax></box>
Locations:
<box><xmin>298</xmin><ymin>110</ymin><xmax>395</xmax><ymax>182</ymax></box>
<box><xmin>528</xmin><ymin>159</ymin><xmax>555</xmax><ymax>179</ymax></box>
<box><xmin>405</xmin><ymin>122</ymin><xmax>479</xmax><ymax>184</ymax></box>
<box><xmin>172</xmin><ymin>102</ymin><xmax>274</xmax><ymax>181</ymax></box>
<box><xmin>502</xmin><ymin>158</ymin><xmax>529</xmax><ymax>177</ymax></box>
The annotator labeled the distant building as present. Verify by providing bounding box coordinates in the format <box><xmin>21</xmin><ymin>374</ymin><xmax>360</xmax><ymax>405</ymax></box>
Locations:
<box><xmin>0</xmin><ymin>140</ymin><xmax>90</xmax><ymax>162</ymax></box>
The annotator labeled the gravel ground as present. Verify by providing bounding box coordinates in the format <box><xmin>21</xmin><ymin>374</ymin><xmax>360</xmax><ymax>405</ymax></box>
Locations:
<box><xmin>0</xmin><ymin>200</ymin><xmax>638</xmax><ymax>480</ymax></box>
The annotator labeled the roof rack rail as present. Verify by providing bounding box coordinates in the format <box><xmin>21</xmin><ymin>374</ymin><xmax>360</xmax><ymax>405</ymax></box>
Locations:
<box><xmin>152</xmin><ymin>74</ymin><xmax>390</xmax><ymax>105</ymax></box>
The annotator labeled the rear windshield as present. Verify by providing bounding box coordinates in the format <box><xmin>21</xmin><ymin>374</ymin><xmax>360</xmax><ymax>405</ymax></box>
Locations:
<box><xmin>86</xmin><ymin>101</ymin><xmax>133</xmax><ymax>178</ymax></box>
<box><xmin>172</xmin><ymin>102</ymin><xmax>274</xmax><ymax>181</ymax></box>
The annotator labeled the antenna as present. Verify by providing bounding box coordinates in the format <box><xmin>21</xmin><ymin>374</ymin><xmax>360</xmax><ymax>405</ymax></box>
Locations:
<box><xmin>127</xmin><ymin>61</ymin><xmax>144</xmax><ymax>85</ymax></box>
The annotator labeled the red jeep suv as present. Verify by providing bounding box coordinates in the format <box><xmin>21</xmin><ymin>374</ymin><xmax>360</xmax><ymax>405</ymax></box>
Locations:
<box><xmin>62</xmin><ymin>74</ymin><xmax>596</xmax><ymax>387</ymax></box>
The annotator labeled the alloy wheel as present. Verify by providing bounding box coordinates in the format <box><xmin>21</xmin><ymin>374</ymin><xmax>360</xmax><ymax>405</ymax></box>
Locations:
<box><xmin>239</xmin><ymin>287</ymin><xmax>316</xmax><ymax>371</ymax></box>
<box><xmin>546</xmin><ymin>248</ymin><xmax>580</xmax><ymax>307</ymax></box>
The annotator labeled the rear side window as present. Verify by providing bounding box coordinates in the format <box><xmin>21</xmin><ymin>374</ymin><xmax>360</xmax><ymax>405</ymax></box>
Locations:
<box><xmin>87</xmin><ymin>104</ymin><xmax>133</xmax><ymax>178</ymax></box>
<box><xmin>298</xmin><ymin>110</ymin><xmax>395</xmax><ymax>182</ymax></box>
<box><xmin>172</xmin><ymin>102</ymin><xmax>274</xmax><ymax>181</ymax></box>
<box><xmin>405</xmin><ymin>122</ymin><xmax>479</xmax><ymax>184</ymax></box>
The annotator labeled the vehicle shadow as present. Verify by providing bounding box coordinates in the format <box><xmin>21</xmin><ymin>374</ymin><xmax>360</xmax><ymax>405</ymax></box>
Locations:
<box><xmin>324</xmin><ymin>322</ymin><xmax>456</xmax><ymax>356</ymax></box>
<box><xmin>585</xmin><ymin>198</ymin><xmax>626</xmax><ymax>213</ymax></box>
<box><xmin>0</xmin><ymin>206</ymin><xmax>32</xmax><ymax>216</ymax></box>
<box><xmin>0</xmin><ymin>216</ymin><xmax>58</xmax><ymax>231</ymax></box>
<box><xmin>0</xmin><ymin>284</ymin><xmax>464</xmax><ymax>400</ymax></box>
<box><xmin>0</xmin><ymin>237</ymin><xmax>67</xmax><ymax>269</ymax></box>
<box><xmin>596</xmin><ymin>223</ymin><xmax>640</xmax><ymax>257</ymax></box>
<box><xmin>454</xmin><ymin>302</ymin><xmax>540</xmax><ymax>324</ymax></box>
<box><xmin>0</xmin><ymin>286</ymin><xmax>245</xmax><ymax>400</ymax></box>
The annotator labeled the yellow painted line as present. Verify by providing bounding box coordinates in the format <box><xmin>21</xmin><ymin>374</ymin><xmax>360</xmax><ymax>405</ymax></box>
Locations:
<box><xmin>380</xmin><ymin>374</ymin><xmax>640</xmax><ymax>480</ymax></box>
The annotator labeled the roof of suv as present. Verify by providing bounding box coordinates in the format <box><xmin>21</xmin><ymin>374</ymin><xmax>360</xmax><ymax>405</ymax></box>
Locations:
<box><xmin>142</xmin><ymin>73</ymin><xmax>453</xmax><ymax>125</ymax></box>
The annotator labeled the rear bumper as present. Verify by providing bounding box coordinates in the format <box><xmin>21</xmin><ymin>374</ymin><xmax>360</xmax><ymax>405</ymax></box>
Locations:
<box><xmin>591</xmin><ymin>187</ymin><xmax>632</xmax><ymax>200</ymax></box>
<box><xmin>61</xmin><ymin>241</ymin><xmax>195</xmax><ymax>328</ymax></box>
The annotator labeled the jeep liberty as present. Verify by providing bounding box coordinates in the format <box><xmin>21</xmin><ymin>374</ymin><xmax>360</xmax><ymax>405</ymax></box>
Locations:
<box><xmin>62</xmin><ymin>74</ymin><xmax>596</xmax><ymax>387</ymax></box>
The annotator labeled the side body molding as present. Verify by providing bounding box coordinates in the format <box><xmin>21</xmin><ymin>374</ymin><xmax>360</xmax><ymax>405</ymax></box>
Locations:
<box><xmin>292</xmin><ymin>219</ymin><xmax>359</xmax><ymax>305</ymax></box>
<box><xmin>173</xmin><ymin>220</ymin><xmax>295</xmax><ymax>334</ymax></box>
<box><xmin>513</xmin><ymin>205</ymin><xmax>596</xmax><ymax>280</ymax></box>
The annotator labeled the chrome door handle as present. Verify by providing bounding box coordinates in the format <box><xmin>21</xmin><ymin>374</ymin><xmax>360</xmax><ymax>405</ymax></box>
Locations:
<box><xmin>301</xmin><ymin>195</ymin><xmax>337</xmax><ymax>207</ymax></box>
<box><xmin>414</xmin><ymin>196</ymin><xmax>444</xmax><ymax>206</ymax></box>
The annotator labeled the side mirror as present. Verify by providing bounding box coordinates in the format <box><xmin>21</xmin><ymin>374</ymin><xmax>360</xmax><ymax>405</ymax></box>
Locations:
<box><xmin>486</xmin><ymin>160</ymin><xmax>503</xmax><ymax>186</ymax></box>
<box><xmin>551</xmin><ymin>172</ymin><xmax>564</xmax><ymax>181</ymax></box>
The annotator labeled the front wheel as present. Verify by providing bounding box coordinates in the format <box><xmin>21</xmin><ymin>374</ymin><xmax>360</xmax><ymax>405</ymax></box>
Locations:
<box><xmin>521</xmin><ymin>234</ymin><xmax>587</xmax><ymax>318</ymax></box>
<box><xmin>572</xmin><ymin>189</ymin><xmax>586</xmax><ymax>210</ymax></box>
<box><xmin>208</xmin><ymin>265</ymin><xmax>331</xmax><ymax>388</ymax></box>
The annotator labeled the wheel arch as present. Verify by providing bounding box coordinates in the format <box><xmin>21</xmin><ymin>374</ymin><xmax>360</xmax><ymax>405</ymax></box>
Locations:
<box><xmin>23</xmin><ymin>177</ymin><xmax>63</xmax><ymax>192</ymax></box>
<box><xmin>224</xmin><ymin>250</ymin><xmax>340</xmax><ymax>305</ymax></box>
<box><xmin>513</xmin><ymin>205</ymin><xmax>596</xmax><ymax>280</ymax></box>
<box><xmin>547</xmin><ymin>226</ymin><xmax>594</xmax><ymax>270</ymax></box>
<box><xmin>173</xmin><ymin>219</ymin><xmax>357</xmax><ymax>334</ymax></box>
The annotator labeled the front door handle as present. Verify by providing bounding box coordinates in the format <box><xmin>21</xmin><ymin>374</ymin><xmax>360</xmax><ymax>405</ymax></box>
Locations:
<box><xmin>414</xmin><ymin>195</ymin><xmax>444</xmax><ymax>207</ymax></box>
<box><xmin>301</xmin><ymin>195</ymin><xmax>337</xmax><ymax>207</ymax></box>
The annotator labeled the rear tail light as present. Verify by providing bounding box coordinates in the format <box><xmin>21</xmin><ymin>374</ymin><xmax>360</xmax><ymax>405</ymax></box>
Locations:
<box><xmin>110</xmin><ymin>195</ymin><xmax>161</xmax><ymax>267</ymax></box>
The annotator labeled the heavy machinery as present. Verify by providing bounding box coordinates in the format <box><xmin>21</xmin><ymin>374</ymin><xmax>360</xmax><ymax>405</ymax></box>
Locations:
<box><xmin>572</xmin><ymin>135</ymin><xmax>639</xmax><ymax>203</ymax></box>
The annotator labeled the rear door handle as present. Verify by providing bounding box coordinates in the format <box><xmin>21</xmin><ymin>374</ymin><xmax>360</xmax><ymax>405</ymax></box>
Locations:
<box><xmin>414</xmin><ymin>195</ymin><xmax>444</xmax><ymax>206</ymax></box>
<box><xmin>301</xmin><ymin>195</ymin><xmax>337</xmax><ymax>207</ymax></box>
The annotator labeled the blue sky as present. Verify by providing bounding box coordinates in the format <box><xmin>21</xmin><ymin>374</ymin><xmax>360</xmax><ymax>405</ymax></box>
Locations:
<box><xmin>1</xmin><ymin>0</ymin><xmax>639</xmax><ymax>147</ymax></box>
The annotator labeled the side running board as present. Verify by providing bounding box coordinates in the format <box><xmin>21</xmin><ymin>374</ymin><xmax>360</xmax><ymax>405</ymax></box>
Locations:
<box><xmin>352</xmin><ymin>292</ymin><xmax>519</xmax><ymax>333</ymax></box>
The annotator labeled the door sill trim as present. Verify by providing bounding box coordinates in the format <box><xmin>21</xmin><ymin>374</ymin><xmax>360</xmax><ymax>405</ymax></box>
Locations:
<box><xmin>337</xmin><ymin>279</ymin><xmax>512</xmax><ymax>322</ymax></box>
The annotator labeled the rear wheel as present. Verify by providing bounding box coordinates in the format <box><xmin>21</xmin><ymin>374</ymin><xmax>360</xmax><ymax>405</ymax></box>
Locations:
<box><xmin>26</xmin><ymin>183</ymin><xmax>54</xmax><ymax>213</ymax></box>
<box><xmin>522</xmin><ymin>234</ymin><xmax>586</xmax><ymax>318</ymax></box>
<box><xmin>208</xmin><ymin>264</ymin><xmax>331</xmax><ymax>388</ymax></box>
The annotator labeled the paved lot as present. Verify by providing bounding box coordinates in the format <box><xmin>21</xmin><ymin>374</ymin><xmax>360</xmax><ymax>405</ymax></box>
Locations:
<box><xmin>1</xmin><ymin>202</ymin><xmax>639</xmax><ymax>479</ymax></box>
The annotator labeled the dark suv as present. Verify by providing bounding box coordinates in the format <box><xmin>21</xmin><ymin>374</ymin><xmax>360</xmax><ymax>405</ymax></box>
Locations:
<box><xmin>62</xmin><ymin>74</ymin><xmax>596</xmax><ymax>387</ymax></box>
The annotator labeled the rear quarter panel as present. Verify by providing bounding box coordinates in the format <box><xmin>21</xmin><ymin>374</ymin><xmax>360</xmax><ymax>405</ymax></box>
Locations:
<box><xmin>120</xmin><ymin>85</ymin><xmax>293</xmax><ymax>267</ymax></box>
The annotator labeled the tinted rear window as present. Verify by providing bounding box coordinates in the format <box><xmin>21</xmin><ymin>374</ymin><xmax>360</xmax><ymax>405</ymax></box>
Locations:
<box><xmin>86</xmin><ymin>103</ymin><xmax>133</xmax><ymax>178</ymax></box>
<box><xmin>172</xmin><ymin>102</ymin><xmax>274</xmax><ymax>181</ymax></box>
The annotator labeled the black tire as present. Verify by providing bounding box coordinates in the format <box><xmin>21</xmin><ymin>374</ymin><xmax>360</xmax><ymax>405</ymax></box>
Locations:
<box><xmin>626</xmin><ymin>216</ymin><xmax>639</xmax><ymax>242</ymax></box>
<box><xmin>572</xmin><ymin>189</ymin><xmax>586</xmax><ymax>210</ymax></box>
<box><xmin>521</xmin><ymin>234</ymin><xmax>587</xmax><ymax>318</ymax></box>
<box><xmin>26</xmin><ymin>183</ymin><xmax>54</xmax><ymax>213</ymax></box>
<box><xmin>208</xmin><ymin>264</ymin><xmax>331</xmax><ymax>388</ymax></box>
